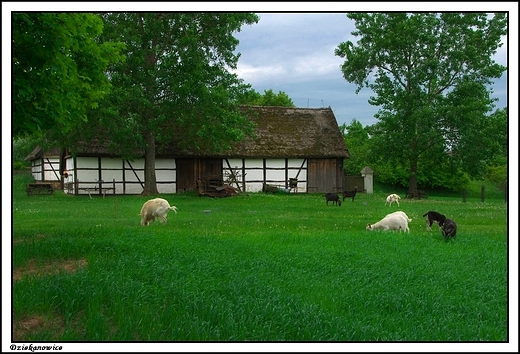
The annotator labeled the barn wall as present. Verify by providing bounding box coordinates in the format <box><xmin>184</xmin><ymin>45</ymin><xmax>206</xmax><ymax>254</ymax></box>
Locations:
<box><xmin>64</xmin><ymin>156</ymin><xmax>176</xmax><ymax>195</ymax></box>
<box><xmin>43</xmin><ymin>158</ymin><xmax>61</xmax><ymax>181</ymax></box>
<box><xmin>31</xmin><ymin>159</ymin><xmax>42</xmax><ymax>181</ymax></box>
<box><xmin>307</xmin><ymin>158</ymin><xmax>344</xmax><ymax>193</ymax></box>
<box><xmin>223</xmin><ymin>158</ymin><xmax>307</xmax><ymax>193</ymax></box>
<box><xmin>176</xmin><ymin>158</ymin><xmax>222</xmax><ymax>193</ymax></box>
<box><xmin>31</xmin><ymin>157</ymin><xmax>60</xmax><ymax>182</ymax></box>
<box><xmin>61</xmin><ymin>156</ymin><xmax>337</xmax><ymax>195</ymax></box>
<box><xmin>156</xmin><ymin>158</ymin><xmax>177</xmax><ymax>194</ymax></box>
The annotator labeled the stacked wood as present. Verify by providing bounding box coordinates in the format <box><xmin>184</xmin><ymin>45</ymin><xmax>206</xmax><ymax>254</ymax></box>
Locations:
<box><xmin>197</xmin><ymin>177</ymin><xmax>238</xmax><ymax>198</ymax></box>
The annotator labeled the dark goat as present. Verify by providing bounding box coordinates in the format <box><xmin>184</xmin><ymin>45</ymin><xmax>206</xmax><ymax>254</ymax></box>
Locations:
<box><xmin>342</xmin><ymin>186</ymin><xmax>358</xmax><ymax>202</ymax></box>
<box><xmin>441</xmin><ymin>218</ymin><xmax>457</xmax><ymax>238</ymax></box>
<box><xmin>324</xmin><ymin>193</ymin><xmax>342</xmax><ymax>206</ymax></box>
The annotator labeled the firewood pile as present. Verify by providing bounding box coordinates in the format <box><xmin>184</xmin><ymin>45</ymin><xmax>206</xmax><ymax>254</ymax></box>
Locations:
<box><xmin>197</xmin><ymin>176</ymin><xmax>238</xmax><ymax>198</ymax></box>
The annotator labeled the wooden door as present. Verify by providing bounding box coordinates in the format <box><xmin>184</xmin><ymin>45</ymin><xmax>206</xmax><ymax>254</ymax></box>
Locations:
<box><xmin>176</xmin><ymin>158</ymin><xmax>222</xmax><ymax>193</ymax></box>
<box><xmin>307</xmin><ymin>158</ymin><xmax>343</xmax><ymax>193</ymax></box>
<box><xmin>176</xmin><ymin>159</ymin><xmax>196</xmax><ymax>193</ymax></box>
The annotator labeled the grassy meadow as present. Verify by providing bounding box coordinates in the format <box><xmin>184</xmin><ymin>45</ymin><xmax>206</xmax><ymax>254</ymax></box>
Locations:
<box><xmin>11</xmin><ymin>174</ymin><xmax>508</xmax><ymax>342</ymax></box>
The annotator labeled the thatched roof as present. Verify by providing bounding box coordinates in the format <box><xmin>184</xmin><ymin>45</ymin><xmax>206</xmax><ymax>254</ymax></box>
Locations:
<box><xmin>229</xmin><ymin>106</ymin><xmax>349</xmax><ymax>158</ymax></box>
<box><xmin>163</xmin><ymin>106</ymin><xmax>349</xmax><ymax>158</ymax></box>
<box><xmin>24</xmin><ymin>146</ymin><xmax>61</xmax><ymax>161</ymax></box>
<box><xmin>45</xmin><ymin>106</ymin><xmax>349</xmax><ymax>159</ymax></box>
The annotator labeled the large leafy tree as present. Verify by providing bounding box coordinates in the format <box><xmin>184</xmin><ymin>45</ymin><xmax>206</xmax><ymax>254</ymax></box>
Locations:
<box><xmin>86</xmin><ymin>13</ymin><xmax>259</xmax><ymax>195</ymax></box>
<box><xmin>340</xmin><ymin>119</ymin><xmax>371</xmax><ymax>175</ymax></box>
<box><xmin>484</xmin><ymin>107</ymin><xmax>508</xmax><ymax>192</ymax></box>
<box><xmin>12</xmin><ymin>13</ymin><xmax>125</xmax><ymax>138</ymax></box>
<box><xmin>335</xmin><ymin>13</ymin><xmax>507</xmax><ymax>198</ymax></box>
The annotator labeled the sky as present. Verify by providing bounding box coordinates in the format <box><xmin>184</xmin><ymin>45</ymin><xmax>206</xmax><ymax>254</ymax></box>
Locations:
<box><xmin>232</xmin><ymin>11</ymin><xmax>510</xmax><ymax>127</ymax></box>
<box><xmin>3</xmin><ymin>3</ymin><xmax>515</xmax><ymax>129</ymax></box>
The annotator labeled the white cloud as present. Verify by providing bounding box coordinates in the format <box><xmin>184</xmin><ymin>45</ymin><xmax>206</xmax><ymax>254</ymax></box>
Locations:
<box><xmin>293</xmin><ymin>52</ymin><xmax>343</xmax><ymax>78</ymax></box>
<box><xmin>233</xmin><ymin>64</ymin><xmax>287</xmax><ymax>86</ymax></box>
<box><xmin>234</xmin><ymin>12</ymin><xmax>511</xmax><ymax>126</ymax></box>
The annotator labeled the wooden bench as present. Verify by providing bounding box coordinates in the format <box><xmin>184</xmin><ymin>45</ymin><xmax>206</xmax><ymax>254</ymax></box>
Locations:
<box><xmin>26</xmin><ymin>183</ymin><xmax>54</xmax><ymax>196</ymax></box>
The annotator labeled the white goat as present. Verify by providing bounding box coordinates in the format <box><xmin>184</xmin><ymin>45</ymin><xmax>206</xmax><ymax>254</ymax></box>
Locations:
<box><xmin>139</xmin><ymin>198</ymin><xmax>177</xmax><ymax>226</ymax></box>
<box><xmin>366</xmin><ymin>212</ymin><xmax>410</xmax><ymax>233</ymax></box>
<box><xmin>385</xmin><ymin>193</ymin><xmax>401</xmax><ymax>207</ymax></box>
<box><xmin>385</xmin><ymin>211</ymin><xmax>412</xmax><ymax>223</ymax></box>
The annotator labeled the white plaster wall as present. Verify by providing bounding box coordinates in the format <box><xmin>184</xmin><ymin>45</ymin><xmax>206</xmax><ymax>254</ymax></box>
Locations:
<box><xmin>31</xmin><ymin>160</ymin><xmax>42</xmax><ymax>181</ymax></box>
<box><xmin>100</xmin><ymin>158</ymin><xmax>122</xmax><ymax>183</ymax></box>
<box><xmin>244</xmin><ymin>159</ymin><xmax>263</xmax><ymax>168</ymax></box>
<box><xmin>43</xmin><ymin>159</ymin><xmax>60</xmax><ymax>181</ymax></box>
<box><xmin>265</xmin><ymin>169</ymin><xmax>285</xmax><ymax>182</ymax></box>
<box><xmin>245</xmin><ymin>169</ymin><xmax>263</xmax><ymax>182</ymax></box>
<box><xmin>157</xmin><ymin>183</ymin><xmax>176</xmax><ymax>194</ymax></box>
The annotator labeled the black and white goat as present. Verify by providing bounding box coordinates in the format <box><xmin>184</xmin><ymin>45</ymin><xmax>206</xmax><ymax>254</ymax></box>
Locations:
<box><xmin>423</xmin><ymin>211</ymin><xmax>446</xmax><ymax>231</ymax></box>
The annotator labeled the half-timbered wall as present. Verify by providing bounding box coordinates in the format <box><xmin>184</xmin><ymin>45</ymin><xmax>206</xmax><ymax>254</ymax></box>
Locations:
<box><xmin>30</xmin><ymin>159</ymin><xmax>42</xmax><ymax>181</ymax></box>
<box><xmin>64</xmin><ymin>156</ymin><xmax>176</xmax><ymax>195</ymax></box>
<box><xmin>31</xmin><ymin>157</ymin><xmax>60</xmax><ymax>182</ymax></box>
<box><xmin>61</xmin><ymin>156</ymin><xmax>343</xmax><ymax>195</ymax></box>
<box><xmin>223</xmin><ymin>158</ymin><xmax>307</xmax><ymax>193</ymax></box>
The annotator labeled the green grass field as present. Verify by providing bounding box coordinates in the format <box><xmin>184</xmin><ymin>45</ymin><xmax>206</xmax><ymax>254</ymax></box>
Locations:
<box><xmin>11</xmin><ymin>174</ymin><xmax>509</xmax><ymax>342</ymax></box>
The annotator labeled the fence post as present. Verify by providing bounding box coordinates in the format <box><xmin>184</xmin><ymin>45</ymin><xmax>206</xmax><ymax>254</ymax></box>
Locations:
<box><xmin>462</xmin><ymin>189</ymin><xmax>466</xmax><ymax>203</ymax></box>
<box><xmin>481</xmin><ymin>185</ymin><xmax>485</xmax><ymax>203</ymax></box>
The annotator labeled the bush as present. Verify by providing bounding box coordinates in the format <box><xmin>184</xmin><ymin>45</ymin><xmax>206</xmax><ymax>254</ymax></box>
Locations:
<box><xmin>13</xmin><ymin>162</ymin><xmax>27</xmax><ymax>170</ymax></box>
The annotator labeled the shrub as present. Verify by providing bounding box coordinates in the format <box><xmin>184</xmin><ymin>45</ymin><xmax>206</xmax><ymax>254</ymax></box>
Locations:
<box><xmin>13</xmin><ymin>162</ymin><xmax>27</xmax><ymax>170</ymax></box>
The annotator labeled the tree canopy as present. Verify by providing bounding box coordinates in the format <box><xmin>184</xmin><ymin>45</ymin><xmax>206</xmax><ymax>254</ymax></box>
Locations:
<box><xmin>77</xmin><ymin>13</ymin><xmax>260</xmax><ymax>195</ymax></box>
<box><xmin>335</xmin><ymin>13</ymin><xmax>507</xmax><ymax>197</ymax></box>
<box><xmin>12</xmin><ymin>13</ymin><xmax>125</xmax><ymax>138</ymax></box>
<box><xmin>237</xmin><ymin>88</ymin><xmax>295</xmax><ymax>107</ymax></box>
<box><xmin>340</xmin><ymin>119</ymin><xmax>371</xmax><ymax>175</ymax></box>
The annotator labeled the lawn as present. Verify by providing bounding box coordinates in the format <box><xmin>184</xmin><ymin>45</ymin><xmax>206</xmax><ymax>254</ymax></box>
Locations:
<box><xmin>10</xmin><ymin>174</ymin><xmax>509</xmax><ymax>343</ymax></box>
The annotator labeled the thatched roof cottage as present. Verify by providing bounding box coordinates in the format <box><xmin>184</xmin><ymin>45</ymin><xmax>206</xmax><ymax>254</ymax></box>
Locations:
<box><xmin>26</xmin><ymin>106</ymin><xmax>350</xmax><ymax>195</ymax></box>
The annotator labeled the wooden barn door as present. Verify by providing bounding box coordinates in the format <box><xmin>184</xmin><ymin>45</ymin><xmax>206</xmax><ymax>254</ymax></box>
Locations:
<box><xmin>198</xmin><ymin>158</ymin><xmax>222</xmax><ymax>180</ymax></box>
<box><xmin>307</xmin><ymin>158</ymin><xmax>344</xmax><ymax>193</ymax></box>
<box><xmin>176</xmin><ymin>159</ymin><xmax>195</xmax><ymax>193</ymax></box>
<box><xmin>176</xmin><ymin>158</ymin><xmax>222</xmax><ymax>193</ymax></box>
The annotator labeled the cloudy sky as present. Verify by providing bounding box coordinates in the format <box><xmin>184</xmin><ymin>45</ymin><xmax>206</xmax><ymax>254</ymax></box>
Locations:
<box><xmin>3</xmin><ymin>3</ymin><xmax>514</xmax><ymax>128</ymax></box>
<box><xmin>232</xmin><ymin>11</ymin><xmax>510</xmax><ymax>127</ymax></box>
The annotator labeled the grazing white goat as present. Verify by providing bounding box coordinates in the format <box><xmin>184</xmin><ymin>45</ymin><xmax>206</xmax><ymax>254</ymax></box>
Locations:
<box><xmin>386</xmin><ymin>211</ymin><xmax>412</xmax><ymax>223</ymax></box>
<box><xmin>385</xmin><ymin>193</ymin><xmax>401</xmax><ymax>207</ymax></box>
<box><xmin>366</xmin><ymin>212</ymin><xmax>410</xmax><ymax>233</ymax></box>
<box><xmin>139</xmin><ymin>198</ymin><xmax>177</xmax><ymax>226</ymax></box>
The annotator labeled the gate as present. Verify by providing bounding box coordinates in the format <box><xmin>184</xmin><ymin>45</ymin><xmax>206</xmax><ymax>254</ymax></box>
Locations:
<box><xmin>343</xmin><ymin>175</ymin><xmax>364</xmax><ymax>192</ymax></box>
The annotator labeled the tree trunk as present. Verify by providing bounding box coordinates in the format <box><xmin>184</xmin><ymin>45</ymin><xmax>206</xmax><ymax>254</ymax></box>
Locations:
<box><xmin>141</xmin><ymin>129</ymin><xmax>159</xmax><ymax>196</ymax></box>
<box><xmin>407</xmin><ymin>157</ymin><xmax>419</xmax><ymax>199</ymax></box>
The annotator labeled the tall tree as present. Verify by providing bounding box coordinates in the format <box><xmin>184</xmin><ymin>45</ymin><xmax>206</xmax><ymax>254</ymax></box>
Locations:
<box><xmin>335</xmin><ymin>13</ymin><xmax>507</xmax><ymax>198</ymax></box>
<box><xmin>94</xmin><ymin>13</ymin><xmax>259</xmax><ymax>195</ymax></box>
<box><xmin>12</xmin><ymin>13</ymin><xmax>125</xmax><ymax>138</ymax></box>
<box><xmin>340</xmin><ymin>119</ymin><xmax>371</xmax><ymax>175</ymax></box>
